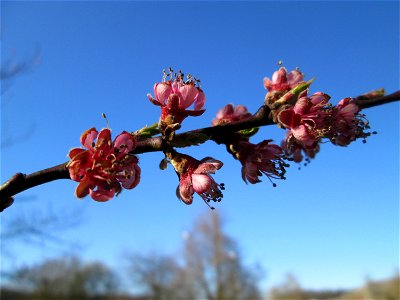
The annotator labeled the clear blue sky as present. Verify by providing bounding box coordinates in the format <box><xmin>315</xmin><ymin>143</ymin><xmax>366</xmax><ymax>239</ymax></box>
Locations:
<box><xmin>1</xmin><ymin>1</ymin><xmax>399</xmax><ymax>293</ymax></box>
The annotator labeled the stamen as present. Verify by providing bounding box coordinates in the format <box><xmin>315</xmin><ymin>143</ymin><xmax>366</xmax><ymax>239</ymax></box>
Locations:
<box><xmin>102</xmin><ymin>113</ymin><xmax>110</xmax><ymax>129</ymax></box>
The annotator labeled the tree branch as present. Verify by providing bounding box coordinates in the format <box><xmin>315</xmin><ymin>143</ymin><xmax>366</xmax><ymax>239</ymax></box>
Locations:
<box><xmin>1</xmin><ymin>90</ymin><xmax>399</xmax><ymax>212</ymax></box>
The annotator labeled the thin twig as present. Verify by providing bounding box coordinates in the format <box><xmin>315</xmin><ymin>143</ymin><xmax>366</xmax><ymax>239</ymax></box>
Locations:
<box><xmin>0</xmin><ymin>90</ymin><xmax>399</xmax><ymax>212</ymax></box>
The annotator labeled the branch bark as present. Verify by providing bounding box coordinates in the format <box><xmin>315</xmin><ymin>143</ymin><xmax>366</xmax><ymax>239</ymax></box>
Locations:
<box><xmin>1</xmin><ymin>90</ymin><xmax>399</xmax><ymax>212</ymax></box>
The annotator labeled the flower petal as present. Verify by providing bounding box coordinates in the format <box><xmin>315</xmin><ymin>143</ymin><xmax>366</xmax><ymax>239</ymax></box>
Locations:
<box><xmin>192</xmin><ymin>174</ymin><xmax>212</xmax><ymax>194</ymax></box>
<box><xmin>114</xmin><ymin>131</ymin><xmax>136</xmax><ymax>155</ymax></box>
<box><xmin>89</xmin><ymin>186</ymin><xmax>115</xmax><ymax>202</ymax></box>
<box><xmin>95</xmin><ymin>128</ymin><xmax>112</xmax><ymax>152</ymax></box>
<box><xmin>195</xmin><ymin>158</ymin><xmax>223</xmax><ymax>174</ymax></box>
<box><xmin>278</xmin><ymin>109</ymin><xmax>300</xmax><ymax>129</ymax></box>
<box><xmin>75</xmin><ymin>176</ymin><xmax>94</xmax><ymax>199</ymax></box>
<box><xmin>80</xmin><ymin>128</ymin><xmax>98</xmax><ymax>150</ymax></box>
<box><xmin>178</xmin><ymin>174</ymin><xmax>193</xmax><ymax>204</ymax></box>
<box><xmin>119</xmin><ymin>163</ymin><xmax>141</xmax><ymax>189</ymax></box>
<box><xmin>194</xmin><ymin>89</ymin><xmax>206</xmax><ymax>110</ymax></box>
<box><xmin>179</xmin><ymin>84</ymin><xmax>198</xmax><ymax>109</ymax></box>
<box><xmin>154</xmin><ymin>82</ymin><xmax>172</xmax><ymax>104</ymax></box>
<box><xmin>68</xmin><ymin>148</ymin><xmax>86</xmax><ymax>160</ymax></box>
<box><xmin>293</xmin><ymin>97</ymin><xmax>310</xmax><ymax>115</ymax></box>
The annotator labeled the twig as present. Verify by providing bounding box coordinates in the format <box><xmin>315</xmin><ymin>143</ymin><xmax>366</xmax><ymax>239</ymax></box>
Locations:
<box><xmin>1</xmin><ymin>90</ymin><xmax>398</xmax><ymax>212</ymax></box>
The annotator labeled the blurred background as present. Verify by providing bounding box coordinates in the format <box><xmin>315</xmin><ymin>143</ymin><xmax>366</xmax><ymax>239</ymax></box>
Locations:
<box><xmin>1</xmin><ymin>1</ymin><xmax>399</xmax><ymax>299</ymax></box>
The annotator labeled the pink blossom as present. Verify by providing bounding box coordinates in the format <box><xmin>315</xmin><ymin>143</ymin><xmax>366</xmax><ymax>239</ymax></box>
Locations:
<box><xmin>171</xmin><ymin>154</ymin><xmax>224</xmax><ymax>208</ymax></box>
<box><xmin>234</xmin><ymin>140</ymin><xmax>286</xmax><ymax>184</ymax></box>
<box><xmin>212</xmin><ymin>104</ymin><xmax>252</xmax><ymax>126</ymax></box>
<box><xmin>67</xmin><ymin>128</ymin><xmax>140</xmax><ymax>202</ymax></box>
<box><xmin>147</xmin><ymin>70</ymin><xmax>206</xmax><ymax>125</ymax></box>
<box><xmin>281</xmin><ymin>130</ymin><xmax>320</xmax><ymax>163</ymax></box>
<box><xmin>329</xmin><ymin>98</ymin><xmax>369</xmax><ymax>146</ymax></box>
<box><xmin>263</xmin><ymin>67</ymin><xmax>304</xmax><ymax>92</ymax></box>
<box><xmin>278</xmin><ymin>92</ymin><xmax>332</xmax><ymax>148</ymax></box>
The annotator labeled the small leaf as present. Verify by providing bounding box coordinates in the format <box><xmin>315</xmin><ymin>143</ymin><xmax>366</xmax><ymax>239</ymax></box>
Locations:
<box><xmin>134</xmin><ymin>122</ymin><xmax>160</xmax><ymax>138</ymax></box>
<box><xmin>173</xmin><ymin>133</ymin><xmax>210</xmax><ymax>148</ymax></box>
<box><xmin>239</xmin><ymin>127</ymin><xmax>259</xmax><ymax>138</ymax></box>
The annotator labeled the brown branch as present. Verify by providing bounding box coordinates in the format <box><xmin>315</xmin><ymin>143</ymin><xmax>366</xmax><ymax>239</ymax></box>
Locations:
<box><xmin>0</xmin><ymin>164</ymin><xmax>70</xmax><ymax>212</ymax></box>
<box><xmin>1</xmin><ymin>89</ymin><xmax>399</xmax><ymax>212</ymax></box>
<box><xmin>355</xmin><ymin>90</ymin><xmax>400</xmax><ymax>109</ymax></box>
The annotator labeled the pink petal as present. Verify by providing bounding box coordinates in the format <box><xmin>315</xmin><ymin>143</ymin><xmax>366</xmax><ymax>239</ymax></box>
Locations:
<box><xmin>292</xmin><ymin>125</ymin><xmax>315</xmax><ymax>146</ymax></box>
<box><xmin>192</xmin><ymin>174</ymin><xmax>212</xmax><ymax>194</ymax></box>
<box><xmin>178</xmin><ymin>174</ymin><xmax>194</xmax><ymax>204</ymax></box>
<box><xmin>337</xmin><ymin>97</ymin><xmax>351</xmax><ymax>109</ymax></box>
<box><xmin>339</xmin><ymin>102</ymin><xmax>359</xmax><ymax>117</ymax></box>
<box><xmin>171</xmin><ymin>80</ymin><xmax>182</xmax><ymax>94</ymax></box>
<box><xmin>96</xmin><ymin>128</ymin><xmax>112</xmax><ymax>151</ymax></box>
<box><xmin>194</xmin><ymin>89</ymin><xmax>206</xmax><ymax>110</ymax></box>
<box><xmin>179</xmin><ymin>84</ymin><xmax>198</xmax><ymax>109</ymax></box>
<box><xmin>75</xmin><ymin>176</ymin><xmax>94</xmax><ymax>198</ymax></box>
<box><xmin>263</xmin><ymin>77</ymin><xmax>273</xmax><ymax>91</ymax></box>
<box><xmin>278</xmin><ymin>109</ymin><xmax>300</xmax><ymax>129</ymax></box>
<box><xmin>293</xmin><ymin>97</ymin><xmax>310</xmax><ymax>115</ymax></box>
<box><xmin>310</xmin><ymin>92</ymin><xmax>330</xmax><ymax>105</ymax></box>
<box><xmin>233</xmin><ymin>105</ymin><xmax>249</xmax><ymax>118</ymax></box>
<box><xmin>80</xmin><ymin>128</ymin><xmax>98</xmax><ymax>150</ymax></box>
<box><xmin>154</xmin><ymin>82</ymin><xmax>172</xmax><ymax>104</ymax></box>
<box><xmin>114</xmin><ymin>131</ymin><xmax>136</xmax><ymax>155</ymax></box>
<box><xmin>287</xmin><ymin>69</ymin><xmax>304</xmax><ymax>87</ymax></box>
<box><xmin>89</xmin><ymin>186</ymin><xmax>115</xmax><ymax>202</ymax></box>
<box><xmin>67</xmin><ymin>151</ymin><xmax>92</xmax><ymax>181</ymax></box>
<box><xmin>119</xmin><ymin>164</ymin><xmax>141</xmax><ymax>189</ymax></box>
<box><xmin>242</xmin><ymin>162</ymin><xmax>261</xmax><ymax>184</ymax></box>
<box><xmin>216</xmin><ymin>104</ymin><xmax>234</xmax><ymax>119</ymax></box>
<box><xmin>68</xmin><ymin>148</ymin><xmax>86</xmax><ymax>160</ymax></box>
<box><xmin>195</xmin><ymin>158</ymin><xmax>223</xmax><ymax>174</ymax></box>
<box><xmin>272</xmin><ymin>67</ymin><xmax>287</xmax><ymax>84</ymax></box>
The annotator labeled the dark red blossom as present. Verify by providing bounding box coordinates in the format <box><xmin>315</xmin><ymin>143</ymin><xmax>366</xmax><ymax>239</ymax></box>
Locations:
<box><xmin>328</xmin><ymin>98</ymin><xmax>371</xmax><ymax>146</ymax></box>
<box><xmin>67</xmin><ymin>128</ymin><xmax>140</xmax><ymax>202</ymax></box>
<box><xmin>278</xmin><ymin>92</ymin><xmax>332</xmax><ymax>148</ymax></box>
<box><xmin>231</xmin><ymin>140</ymin><xmax>287</xmax><ymax>184</ymax></box>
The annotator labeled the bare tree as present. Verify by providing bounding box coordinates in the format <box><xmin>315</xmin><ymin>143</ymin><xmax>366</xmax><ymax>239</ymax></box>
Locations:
<box><xmin>8</xmin><ymin>256</ymin><xmax>119</xmax><ymax>299</ymax></box>
<box><xmin>126</xmin><ymin>252</ymin><xmax>181</xmax><ymax>300</ymax></box>
<box><xmin>181</xmin><ymin>212</ymin><xmax>263</xmax><ymax>300</ymax></box>
<box><xmin>126</xmin><ymin>211</ymin><xmax>263</xmax><ymax>300</ymax></box>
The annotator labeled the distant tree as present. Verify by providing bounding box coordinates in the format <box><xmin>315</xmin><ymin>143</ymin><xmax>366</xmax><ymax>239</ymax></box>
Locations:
<box><xmin>127</xmin><ymin>211</ymin><xmax>263</xmax><ymax>300</ymax></box>
<box><xmin>9</xmin><ymin>256</ymin><xmax>119</xmax><ymax>299</ymax></box>
<box><xmin>181</xmin><ymin>212</ymin><xmax>263</xmax><ymax>300</ymax></box>
<box><xmin>127</xmin><ymin>253</ymin><xmax>181</xmax><ymax>300</ymax></box>
<box><xmin>268</xmin><ymin>274</ymin><xmax>306</xmax><ymax>300</ymax></box>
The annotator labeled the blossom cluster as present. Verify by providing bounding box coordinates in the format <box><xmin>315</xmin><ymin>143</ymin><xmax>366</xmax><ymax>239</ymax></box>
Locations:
<box><xmin>67</xmin><ymin>66</ymin><xmax>373</xmax><ymax>206</ymax></box>
<box><xmin>264</xmin><ymin>67</ymin><xmax>371</xmax><ymax>162</ymax></box>
<box><xmin>67</xmin><ymin>128</ymin><xmax>140</xmax><ymax>202</ymax></box>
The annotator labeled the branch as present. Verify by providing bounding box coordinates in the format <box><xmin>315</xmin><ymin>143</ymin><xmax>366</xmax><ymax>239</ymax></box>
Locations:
<box><xmin>0</xmin><ymin>164</ymin><xmax>70</xmax><ymax>212</ymax></box>
<box><xmin>1</xmin><ymin>90</ymin><xmax>399</xmax><ymax>212</ymax></box>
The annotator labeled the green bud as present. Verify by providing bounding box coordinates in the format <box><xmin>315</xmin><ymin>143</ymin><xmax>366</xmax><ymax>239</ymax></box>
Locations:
<box><xmin>239</xmin><ymin>127</ymin><xmax>259</xmax><ymax>138</ymax></box>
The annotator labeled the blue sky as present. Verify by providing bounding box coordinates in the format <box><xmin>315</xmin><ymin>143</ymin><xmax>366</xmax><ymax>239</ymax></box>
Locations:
<box><xmin>1</xmin><ymin>1</ymin><xmax>399</xmax><ymax>293</ymax></box>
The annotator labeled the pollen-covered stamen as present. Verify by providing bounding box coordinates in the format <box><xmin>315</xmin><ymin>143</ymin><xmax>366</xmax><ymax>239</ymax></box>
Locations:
<box><xmin>199</xmin><ymin>182</ymin><xmax>225</xmax><ymax>210</ymax></box>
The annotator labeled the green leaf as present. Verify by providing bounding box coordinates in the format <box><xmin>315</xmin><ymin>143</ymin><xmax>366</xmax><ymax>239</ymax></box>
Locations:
<box><xmin>135</xmin><ymin>122</ymin><xmax>160</xmax><ymax>138</ymax></box>
<box><xmin>173</xmin><ymin>133</ymin><xmax>210</xmax><ymax>148</ymax></box>
<box><xmin>239</xmin><ymin>127</ymin><xmax>259</xmax><ymax>138</ymax></box>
